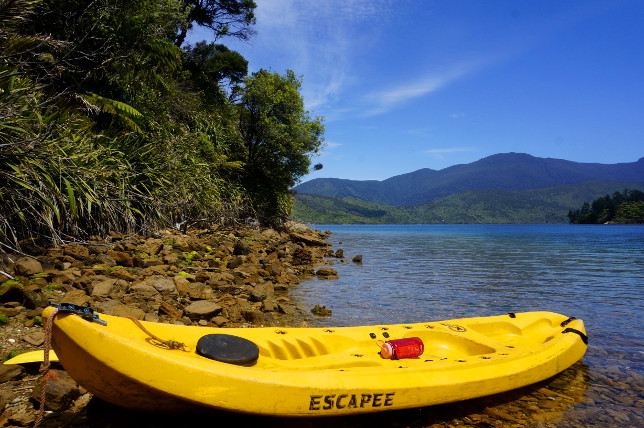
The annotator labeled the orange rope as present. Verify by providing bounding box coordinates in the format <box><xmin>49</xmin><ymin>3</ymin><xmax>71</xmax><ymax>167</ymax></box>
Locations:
<box><xmin>127</xmin><ymin>316</ymin><xmax>187</xmax><ymax>351</ymax></box>
<box><xmin>34</xmin><ymin>307</ymin><xmax>59</xmax><ymax>428</ymax></box>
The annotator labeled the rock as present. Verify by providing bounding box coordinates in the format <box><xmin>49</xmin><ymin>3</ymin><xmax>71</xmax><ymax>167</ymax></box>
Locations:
<box><xmin>23</xmin><ymin>331</ymin><xmax>45</xmax><ymax>346</ymax></box>
<box><xmin>352</xmin><ymin>254</ymin><xmax>363</xmax><ymax>263</ymax></box>
<box><xmin>139</xmin><ymin>275</ymin><xmax>178</xmax><ymax>297</ymax></box>
<box><xmin>334</xmin><ymin>249</ymin><xmax>344</xmax><ymax>258</ymax></box>
<box><xmin>139</xmin><ymin>238</ymin><xmax>163</xmax><ymax>256</ymax></box>
<box><xmin>184</xmin><ymin>301</ymin><xmax>223</xmax><ymax>321</ymax></box>
<box><xmin>188</xmin><ymin>283</ymin><xmax>214</xmax><ymax>300</ymax></box>
<box><xmin>311</xmin><ymin>305</ymin><xmax>332</xmax><ymax>316</ymax></box>
<box><xmin>250</xmin><ymin>283</ymin><xmax>272</xmax><ymax>302</ymax></box>
<box><xmin>316</xmin><ymin>267</ymin><xmax>338</xmax><ymax>278</ymax></box>
<box><xmin>0</xmin><ymin>305</ymin><xmax>24</xmax><ymax>317</ymax></box>
<box><xmin>227</xmin><ymin>256</ymin><xmax>244</xmax><ymax>269</ymax></box>
<box><xmin>30</xmin><ymin>369</ymin><xmax>81</xmax><ymax>412</ymax></box>
<box><xmin>62</xmin><ymin>289</ymin><xmax>90</xmax><ymax>306</ymax></box>
<box><xmin>278</xmin><ymin>302</ymin><xmax>298</xmax><ymax>316</ymax></box>
<box><xmin>266</xmin><ymin>264</ymin><xmax>282</xmax><ymax>277</ymax></box>
<box><xmin>242</xmin><ymin>309</ymin><xmax>275</xmax><ymax>326</ymax></box>
<box><xmin>106</xmin><ymin>250</ymin><xmax>133</xmax><ymax>267</ymax></box>
<box><xmin>289</xmin><ymin>232</ymin><xmax>329</xmax><ymax>247</ymax></box>
<box><xmin>112</xmin><ymin>305</ymin><xmax>146</xmax><ymax>320</ymax></box>
<box><xmin>21</xmin><ymin>288</ymin><xmax>49</xmax><ymax>309</ymax></box>
<box><xmin>194</xmin><ymin>270</ymin><xmax>211</xmax><ymax>283</ymax></box>
<box><xmin>95</xmin><ymin>253</ymin><xmax>117</xmax><ymax>267</ymax></box>
<box><xmin>0</xmin><ymin>386</ymin><xmax>14</xmax><ymax>411</ymax></box>
<box><xmin>63</xmin><ymin>243</ymin><xmax>91</xmax><ymax>260</ymax></box>
<box><xmin>8</xmin><ymin>411</ymin><xmax>35</xmax><ymax>427</ymax></box>
<box><xmin>109</xmin><ymin>267</ymin><xmax>138</xmax><ymax>282</ymax></box>
<box><xmin>93</xmin><ymin>299</ymin><xmax>126</xmax><ymax>315</ymax></box>
<box><xmin>159</xmin><ymin>302</ymin><xmax>183</xmax><ymax>319</ymax></box>
<box><xmin>170</xmin><ymin>237</ymin><xmax>190</xmax><ymax>252</ymax></box>
<box><xmin>0</xmin><ymin>364</ymin><xmax>25</xmax><ymax>382</ymax></box>
<box><xmin>173</xmin><ymin>275</ymin><xmax>192</xmax><ymax>296</ymax></box>
<box><xmin>13</xmin><ymin>256</ymin><xmax>43</xmax><ymax>276</ymax></box>
<box><xmin>291</xmin><ymin>247</ymin><xmax>313</xmax><ymax>265</ymax></box>
<box><xmin>163</xmin><ymin>254</ymin><xmax>179</xmax><ymax>265</ymax></box>
<box><xmin>91</xmin><ymin>277</ymin><xmax>127</xmax><ymax>299</ymax></box>
<box><xmin>223</xmin><ymin>299</ymin><xmax>252</xmax><ymax>322</ymax></box>
<box><xmin>211</xmin><ymin>315</ymin><xmax>228</xmax><ymax>326</ymax></box>
<box><xmin>144</xmin><ymin>313</ymin><xmax>160</xmax><ymax>323</ymax></box>
<box><xmin>128</xmin><ymin>283</ymin><xmax>160</xmax><ymax>299</ymax></box>
<box><xmin>262</xmin><ymin>299</ymin><xmax>277</xmax><ymax>312</ymax></box>
<box><xmin>142</xmin><ymin>258</ymin><xmax>163</xmax><ymax>267</ymax></box>
<box><xmin>233</xmin><ymin>240</ymin><xmax>252</xmax><ymax>255</ymax></box>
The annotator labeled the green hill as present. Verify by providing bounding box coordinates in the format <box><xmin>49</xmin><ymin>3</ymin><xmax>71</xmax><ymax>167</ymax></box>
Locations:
<box><xmin>293</xmin><ymin>181</ymin><xmax>644</xmax><ymax>224</ymax></box>
<box><xmin>294</xmin><ymin>153</ymin><xmax>644</xmax><ymax>206</ymax></box>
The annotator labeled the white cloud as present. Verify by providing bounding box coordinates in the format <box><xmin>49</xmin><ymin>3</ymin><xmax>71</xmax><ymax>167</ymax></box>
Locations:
<box><xmin>424</xmin><ymin>147</ymin><xmax>476</xmax><ymax>160</ymax></box>
<box><xmin>245</xmin><ymin>0</ymin><xmax>393</xmax><ymax>111</ymax></box>
<box><xmin>362</xmin><ymin>57</ymin><xmax>491</xmax><ymax>117</ymax></box>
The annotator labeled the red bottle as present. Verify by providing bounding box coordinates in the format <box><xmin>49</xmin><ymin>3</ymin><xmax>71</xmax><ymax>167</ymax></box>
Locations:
<box><xmin>377</xmin><ymin>337</ymin><xmax>424</xmax><ymax>359</ymax></box>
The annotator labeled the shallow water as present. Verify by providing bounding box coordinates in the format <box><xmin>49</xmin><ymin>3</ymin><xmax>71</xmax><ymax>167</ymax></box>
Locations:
<box><xmin>289</xmin><ymin>224</ymin><xmax>644</xmax><ymax>427</ymax></box>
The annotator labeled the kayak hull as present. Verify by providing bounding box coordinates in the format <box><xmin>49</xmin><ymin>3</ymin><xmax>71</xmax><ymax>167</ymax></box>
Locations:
<box><xmin>43</xmin><ymin>307</ymin><xmax>587</xmax><ymax>416</ymax></box>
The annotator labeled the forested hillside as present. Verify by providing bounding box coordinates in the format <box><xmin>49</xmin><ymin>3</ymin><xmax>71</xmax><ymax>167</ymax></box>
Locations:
<box><xmin>293</xmin><ymin>181</ymin><xmax>644</xmax><ymax>224</ymax></box>
<box><xmin>568</xmin><ymin>189</ymin><xmax>644</xmax><ymax>224</ymax></box>
<box><xmin>294</xmin><ymin>153</ymin><xmax>644</xmax><ymax>206</ymax></box>
<box><xmin>0</xmin><ymin>0</ymin><xmax>324</xmax><ymax>253</ymax></box>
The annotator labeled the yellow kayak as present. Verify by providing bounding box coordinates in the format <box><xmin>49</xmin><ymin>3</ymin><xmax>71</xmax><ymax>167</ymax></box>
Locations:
<box><xmin>41</xmin><ymin>305</ymin><xmax>587</xmax><ymax>416</ymax></box>
<box><xmin>3</xmin><ymin>350</ymin><xmax>58</xmax><ymax>365</ymax></box>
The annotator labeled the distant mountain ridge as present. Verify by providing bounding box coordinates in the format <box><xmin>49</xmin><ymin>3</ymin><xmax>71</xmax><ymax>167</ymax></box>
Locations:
<box><xmin>294</xmin><ymin>153</ymin><xmax>644</xmax><ymax>207</ymax></box>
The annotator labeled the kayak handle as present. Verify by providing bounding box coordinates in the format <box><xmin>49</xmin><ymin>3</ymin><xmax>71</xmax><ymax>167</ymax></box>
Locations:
<box><xmin>50</xmin><ymin>302</ymin><xmax>107</xmax><ymax>326</ymax></box>
<box><xmin>562</xmin><ymin>328</ymin><xmax>588</xmax><ymax>345</ymax></box>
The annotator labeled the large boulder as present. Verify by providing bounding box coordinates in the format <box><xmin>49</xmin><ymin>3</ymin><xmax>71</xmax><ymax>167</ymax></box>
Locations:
<box><xmin>233</xmin><ymin>240</ymin><xmax>252</xmax><ymax>255</ymax></box>
<box><xmin>91</xmin><ymin>277</ymin><xmax>127</xmax><ymax>299</ymax></box>
<box><xmin>63</xmin><ymin>243</ymin><xmax>90</xmax><ymax>260</ymax></box>
<box><xmin>13</xmin><ymin>257</ymin><xmax>43</xmax><ymax>276</ymax></box>
<box><xmin>106</xmin><ymin>250</ymin><xmax>133</xmax><ymax>267</ymax></box>
<box><xmin>184</xmin><ymin>301</ymin><xmax>222</xmax><ymax>321</ymax></box>
<box><xmin>137</xmin><ymin>275</ymin><xmax>178</xmax><ymax>297</ymax></box>
<box><xmin>30</xmin><ymin>370</ymin><xmax>80</xmax><ymax>412</ymax></box>
<box><xmin>0</xmin><ymin>364</ymin><xmax>25</xmax><ymax>383</ymax></box>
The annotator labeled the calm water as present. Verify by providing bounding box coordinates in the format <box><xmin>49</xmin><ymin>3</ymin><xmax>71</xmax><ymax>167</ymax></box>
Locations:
<box><xmin>290</xmin><ymin>224</ymin><xmax>644</xmax><ymax>426</ymax></box>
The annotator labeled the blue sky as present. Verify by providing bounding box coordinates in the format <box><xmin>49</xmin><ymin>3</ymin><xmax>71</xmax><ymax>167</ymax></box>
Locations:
<box><xmin>188</xmin><ymin>0</ymin><xmax>644</xmax><ymax>181</ymax></box>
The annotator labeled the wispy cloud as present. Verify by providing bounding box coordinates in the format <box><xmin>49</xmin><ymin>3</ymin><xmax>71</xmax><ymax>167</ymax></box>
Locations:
<box><xmin>247</xmin><ymin>0</ymin><xmax>393</xmax><ymax>111</ymax></box>
<box><xmin>424</xmin><ymin>147</ymin><xmax>477</xmax><ymax>160</ymax></box>
<box><xmin>362</xmin><ymin>58</ymin><xmax>490</xmax><ymax>117</ymax></box>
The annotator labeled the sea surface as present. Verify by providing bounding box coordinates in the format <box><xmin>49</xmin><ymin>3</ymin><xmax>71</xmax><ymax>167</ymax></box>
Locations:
<box><xmin>290</xmin><ymin>224</ymin><xmax>643</xmax><ymax>427</ymax></box>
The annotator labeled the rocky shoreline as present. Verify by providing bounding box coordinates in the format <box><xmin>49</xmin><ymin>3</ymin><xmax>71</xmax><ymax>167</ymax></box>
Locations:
<box><xmin>0</xmin><ymin>222</ymin><xmax>339</xmax><ymax>427</ymax></box>
<box><xmin>2</xmin><ymin>223</ymin><xmax>640</xmax><ymax>427</ymax></box>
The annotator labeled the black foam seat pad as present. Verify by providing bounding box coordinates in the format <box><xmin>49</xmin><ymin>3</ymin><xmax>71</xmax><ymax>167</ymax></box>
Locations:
<box><xmin>196</xmin><ymin>334</ymin><xmax>260</xmax><ymax>365</ymax></box>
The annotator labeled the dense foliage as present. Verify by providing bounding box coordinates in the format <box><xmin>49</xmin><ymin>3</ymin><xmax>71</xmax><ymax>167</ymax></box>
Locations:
<box><xmin>567</xmin><ymin>189</ymin><xmax>644</xmax><ymax>224</ymax></box>
<box><xmin>0</xmin><ymin>0</ymin><xmax>324</xmax><ymax>253</ymax></box>
<box><xmin>293</xmin><ymin>182</ymin><xmax>644</xmax><ymax>224</ymax></box>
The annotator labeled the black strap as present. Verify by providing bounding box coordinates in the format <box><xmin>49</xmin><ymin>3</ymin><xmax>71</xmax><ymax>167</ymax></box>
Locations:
<box><xmin>562</xmin><ymin>328</ymin><xmax>588</xmax><ymax>345</ymax></box>
<box><xmin>560</xmin><ymin>316</ymin><xmax>576</xmax><ymax>327</ymax></box>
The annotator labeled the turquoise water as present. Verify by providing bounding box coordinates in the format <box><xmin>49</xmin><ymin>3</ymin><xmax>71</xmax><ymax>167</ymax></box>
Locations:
<box><xmin>289</xmin><ymin>224</ymin><xmax>643</xmax><ymax>425</ymax></box>
<box><xmin>295</xmin><ymin>224</ymin><xmax>643</xmax><ymax>354</ymax></box>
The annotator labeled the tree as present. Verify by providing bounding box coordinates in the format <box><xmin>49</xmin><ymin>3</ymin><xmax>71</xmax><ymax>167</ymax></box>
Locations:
<box><xmin>175</xmin><ymin>0</ymin><xmax>256</xmax><ymax>47</ymax></box>
<box><xmin>236</xmin><ymin>69</ymin><xmax>324</xmax><ymax>220</ymax></box>
<box><xmin>183</xmin><ymin>41</ymin><xmax>248</xmax><ymax>102</ymax></box>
